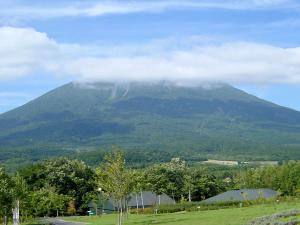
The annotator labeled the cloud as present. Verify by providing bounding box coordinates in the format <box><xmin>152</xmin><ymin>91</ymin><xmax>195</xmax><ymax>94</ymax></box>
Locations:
<box><xmin>64</xmin><ymin>43</ymin><xmax>300</xmax><ymax>85</ymax></box>
<box><xmin>1</xmin><ymin>26</ymin><xmax>300</xmax><ymax>85</ymax></box>
<box><xmin>0</xmin><ymin>0</ymin><xmax>296</xmax><ymax>22</ymax></box>
<box><xmin>0</xmin><ymin>26</ymin><xmax>83</xmax><ymax>80</ymax></box>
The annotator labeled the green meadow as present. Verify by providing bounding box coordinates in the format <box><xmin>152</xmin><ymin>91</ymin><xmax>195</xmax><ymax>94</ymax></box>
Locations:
<box><xmin>63</xmin><ymin>201</ymin><xmax>300</xmax><ymax>225</ymax></box>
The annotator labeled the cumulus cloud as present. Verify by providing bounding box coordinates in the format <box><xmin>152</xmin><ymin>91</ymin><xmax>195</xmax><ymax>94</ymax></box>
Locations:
<box><xmin>64</xmin><ymin>43</ymin><xmax>300</xmax><ymax>85</ymax></box>
<box><xmin>0</xmin><ymin>26</ymin><xmax>83</xmax><ymax>80</ymax></box>
<box><xmin>1</xmin><ymin>26</ymin><xmax>300</xmax><ymax>85</ymax></box>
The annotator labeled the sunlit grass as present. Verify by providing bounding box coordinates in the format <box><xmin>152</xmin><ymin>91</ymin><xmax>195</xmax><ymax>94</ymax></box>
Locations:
<box><xmin>63</xmin><ymin>201</ymin><xmax>300</xmax><ymax>225</ymax></box>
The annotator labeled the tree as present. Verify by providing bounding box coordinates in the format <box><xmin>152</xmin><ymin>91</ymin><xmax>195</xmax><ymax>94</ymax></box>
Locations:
<box><xmin>234</xmin><ymin>163</ymin><xmax>294</xmax><ymax>195</ymax></box>
<box><xmin>96</xmin><ymin>151</ymin><xmax>134</xmax><ymax>225</ymax></box>
<box><xmin>0</xmin><ymin>168</ymin><xmax>13</xmax><ymax>225</ymax></box>
<box><xmin>145</xmin><ymin>158</ymin><xmax>186</xmax><ymax>202</ymax></box>
<box><xmin>67</xmin><ymin>200</ymin><xmax>76</xmax><ymax>216</ymax></box>
<box><xmin>183</xmin><ymin>168</ymin><xmax>195</xmax><ymax>203</ymax></box>
<box><xmin>144</xmin><ymin>165</ymin><xmax>169</xmax><ymax>203</ymax></box>
<box><xmin>131</xmin><ymin>170</ymin><xmax>148</xmax><ymax>212</ymax></box>
<box><xmin>11</xmin><ymin>174</ymin><xmax>29</xmax><ymax>225</ymax></box>
<box><xmin>20</xmin><ymin>158</ymin><xmax>97</xmax><ymax>214</ymax></box>
<box><xmin>192</xmin><ymin>168</ymin><xmax>224</xmax><ymax>201</ymax></box>
<box><xmin>30</xmin><ymin>186</ymin><xmax>69</xmax><ymax>217</ymax></box>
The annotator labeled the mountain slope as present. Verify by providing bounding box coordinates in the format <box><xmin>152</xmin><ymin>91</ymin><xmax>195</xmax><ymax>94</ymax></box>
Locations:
<box><xmin>1</xmin><ymin>82</ymin><xmax>300</xmax><ymax>168</ymax></box>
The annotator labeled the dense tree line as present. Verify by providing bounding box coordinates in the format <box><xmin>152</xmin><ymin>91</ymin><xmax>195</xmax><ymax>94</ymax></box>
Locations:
<box><xmin>19</xmin><ymin>158</ymin><xmax>96</xmax><ymax>215</ymax></box>
<box><xmin>0</xmin><ymin>154</ymin><xmax>225</xmax><ymax>224</ymax></box>
<box><xmin>2</xmin><ymin>151</ymin><xmax>300</xmax><ymax>225</ymax></box>
<box><xmin>142</xmin><ymin>158</ymin><xmax>225</xmax><ymax>202</ymax></box>
<box><xmin>236</xmin><ymin>161</ymin><xmax>300</xmax><ymax>196</ymax></box>
<box><xmin>0</xmin><ymin>169</ymin><xmax>28</xmax><ymax>225</ymax></box>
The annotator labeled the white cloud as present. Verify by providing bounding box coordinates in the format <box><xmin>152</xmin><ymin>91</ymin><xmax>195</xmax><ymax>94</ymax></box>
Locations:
<box><xmin>0</xmin><ymin>26</ymin><xmax>83</xmax><ymax>80</ymax></box>
<box><xmin>1</xmin><ymin>26</ymin><xmax>300</xmax><ymax>85</ymax></box>
<box><xmin>0</xmin><ymin>0</ymin><xmax>296</xmax><ymax>21</ymax></box>
<box><xmin>64</xmin><ymin>43</ymin><xmax>300</xmax><ymax>85</ymax></box>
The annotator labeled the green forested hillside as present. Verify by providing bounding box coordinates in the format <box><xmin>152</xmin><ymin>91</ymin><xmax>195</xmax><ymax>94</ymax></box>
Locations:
<box><xmin>1</xmin><ymin>81</ymin><xmax>300</xmax><ymax>169</ymax></box>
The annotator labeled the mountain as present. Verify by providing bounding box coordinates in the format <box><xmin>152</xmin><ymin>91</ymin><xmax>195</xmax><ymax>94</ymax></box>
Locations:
<box><xmin>1</xmin><ymin>81</ymin><xmax>300</xmax><ymax>169</ymax></box>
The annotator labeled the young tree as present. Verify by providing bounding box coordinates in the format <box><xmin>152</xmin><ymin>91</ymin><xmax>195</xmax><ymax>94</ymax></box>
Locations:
<box><xmin>145</xmin><ymin>158</ymin><xmax>186</xmax><ymax>202</ymax></box>
<box><xmin>0</xmin><ymin>168</ymin><xmax>13</xmax><ymax>225</ymax></box>
<box><xmin>131</xmin><ymin>171</ymin><xmax>146</xmax><ymax>212</ymax></box>
<box><xmin>192</xmin><ymin>170</ymin><xmax>224</xmax><ymax>201</ymax></box>
<box><xmin>96</xmin><ymin>151</ymin><xmax>133</xmax><ymax>225</ymax></box>
<box><xmin>67</xmin><ymin>200</ymin><xmax>76</xmax><ymax>216</ymax></box>
<box><xmin>11</xmin><ymin>174</ymin><xmax>28</xmax><ymax>225</ymax></box>
<box><xmin>183</xmin><ymin>168</ymin><xmax>195</xmax><ymax>203</ymax></box>
<box><xmin>144</xmin><ymin>165</ymin><xmax>168</xmax><ymax>204</ymax></box>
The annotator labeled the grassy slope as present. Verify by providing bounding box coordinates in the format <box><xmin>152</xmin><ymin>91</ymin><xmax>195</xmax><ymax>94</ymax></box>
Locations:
<box><xmin>63</xmin><ymin>201</ymin><xmax>300</xmax><ymax>225</ymax></box>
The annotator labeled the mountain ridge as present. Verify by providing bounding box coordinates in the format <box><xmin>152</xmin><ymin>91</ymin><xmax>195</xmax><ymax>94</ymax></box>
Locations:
<box><xmin>1</xmin><ymin>81</ymin><xmax>300</xmax><ymax>169</ymax></box>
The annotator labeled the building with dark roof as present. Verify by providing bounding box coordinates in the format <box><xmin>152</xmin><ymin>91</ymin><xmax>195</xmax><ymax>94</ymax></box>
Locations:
<box><xmin>88</xmin><ymin>191</ymin><xmax>174</xmax><ymax>214</ymax></box>
<box><xmin>127</xmin><ymin>191</ymin><xmax>174</xmax><ymax>208</ymax></box>
<box><xmin>202</xmin><ymin>188</ymin><xmax>279</xmax><ymax>204</ymax></box>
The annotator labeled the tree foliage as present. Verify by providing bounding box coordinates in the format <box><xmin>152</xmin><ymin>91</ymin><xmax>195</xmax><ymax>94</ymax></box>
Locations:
<box><xmin>29</xmin><ymin>186</ymin><xmax>69</xmax><ymax>217</ymax></box>
<box><xmin>96</xmin><ymin>150</ymin><xmax>135</xmax><ymax>225</ymax></box>
<box><xmin>0</xmin><ymin>168</ymin><xmax>13</xmax><ymax>222</ymax></box>
<box><xmin>235</xmin><ymin>161</ymin><xmax>300</xmax><ymax>196</ymax></box>
<box><xmin>19</xmin><ymin>158</ymin><xmax>97</xmax><ymax>214</ymax></box>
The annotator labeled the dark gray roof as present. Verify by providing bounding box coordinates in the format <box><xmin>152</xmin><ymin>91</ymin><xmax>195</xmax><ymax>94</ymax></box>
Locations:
<box><xmin>203</xmin><ymin>188</ymin><xmax>278</xmax><ymax>204</ymax></box>
<box><xmin>89</xmin><ymin>191</ymin><xmax>174</xmax><ymax>209</ymax></box>
<box><xmin>127</xmin><ymin>191</ymin><xmax>174</xmax><ymax>207</ymax></box>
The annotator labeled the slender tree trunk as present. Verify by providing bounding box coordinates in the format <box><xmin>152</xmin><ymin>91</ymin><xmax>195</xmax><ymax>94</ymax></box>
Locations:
<box><xmin>125</xmin><ymin>199</ymin><xmax>129</xmax><ymax>219</ymax></box>
<box><xmin>135</xmin><ymin>194</ymin><xmax>139</xmax><ymax>214</ymax></box>
<box><xmin>12</xmin><ymin>200</ymin><xmax>20</xmax><ymax>225</ymax></box>
<box><xmin>172</xmin><ymin>192</ymin><xmax>175</xmax><ymax>204</ymax></box>
<box><xmin>155</xmin><ymin>195</ymin><xmax>158</xmax><ymax>215</ymax></box>
<box><xmin>120</xmin><ymin>201</ymin><xmax>123</xmax><ymax>225</ymax></box>
<box><xmin>140</xmin><ymin>191</ymin><xmax>145</xmax><ymax>210</ymax></box>
<box><xmin>16</xmin><ymin>200</ymin><xmax>20</xmax><ymax>225</ymax></box>
<box><xmin>117</xmin><ymin>202</ymin><xmax>121</xmax><ymax>225</ymax></box>
<box><xmin>188</xmin><ymin>189</ymin><xmax>192</xmax><ymax>203</ymax></box>
<box><xmin>4</xmin><ymin>215</ymin><xmax>7</xmax><ymax>225</ymax></box>
<box><xmin>116</xmin><ymin>200</ymin><xmax>124</xmax><ymax>225</ymax></box>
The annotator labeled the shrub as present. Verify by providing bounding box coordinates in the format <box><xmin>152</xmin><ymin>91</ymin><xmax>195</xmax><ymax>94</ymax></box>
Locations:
<box><xmin>245</xmin><ymin>209</ymin><xmax>300</xmax><ymax>225</ymax></box>
<box><xmin>130</xmin><ymin>197</ymin><xmax>299</xmax><ymax>215</ymax></box>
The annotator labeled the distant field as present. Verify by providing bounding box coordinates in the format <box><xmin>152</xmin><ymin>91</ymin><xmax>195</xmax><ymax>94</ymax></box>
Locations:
<box><xmin>63</xmin><ymin>201</ymin><xmax>300</xmax><ymax>225</ymax></box>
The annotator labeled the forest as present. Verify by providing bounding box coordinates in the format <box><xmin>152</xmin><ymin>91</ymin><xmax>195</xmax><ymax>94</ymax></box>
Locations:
<box><xmin>1</xmin><ymin>149</ymin><xmax>300</xmax><ymax>225</ymax></box>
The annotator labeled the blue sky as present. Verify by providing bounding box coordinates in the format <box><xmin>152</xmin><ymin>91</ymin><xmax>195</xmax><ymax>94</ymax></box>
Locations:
<box><xmin>1</xmin><ymin>0</ymin><xmax>300</xmax><ymax>112</ymax></box>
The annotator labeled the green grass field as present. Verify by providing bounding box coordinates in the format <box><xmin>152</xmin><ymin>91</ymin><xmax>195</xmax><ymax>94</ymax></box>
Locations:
<box><xmin>63</xmin><ymin>201</ymin><xmax>300</xmax><ymax>225</ymax></box>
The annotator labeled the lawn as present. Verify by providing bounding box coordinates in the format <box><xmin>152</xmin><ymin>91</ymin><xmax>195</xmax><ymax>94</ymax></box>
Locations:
<box><xmin>63</xmin><ymin>201</ymin><xmax>300</xmax><ymax>225</ymax></box>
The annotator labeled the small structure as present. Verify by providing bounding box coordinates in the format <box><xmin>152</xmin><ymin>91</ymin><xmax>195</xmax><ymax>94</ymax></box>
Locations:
<box><xmin>88</xmin><ymin>191</ymin><xmax>174</xmax><ymax>214</ymax></box>
<box><xmin>127</xmin><ymin>191</ymin><xmax>174</xmax><ymax>208</ymax></box>
<box><xmin>202</xmin><ymin>160</ymin><xmax>239</xmax><ymax>166</ymax></box>
<box><xmin>202</xmin><ymin>188</ymin><xmax>278</xmax><ymax>204</ymax></box>
<box><xmin>241</xmin><ymin>161</ymin><xmax>279</xmax><ymax>166</ymax></box>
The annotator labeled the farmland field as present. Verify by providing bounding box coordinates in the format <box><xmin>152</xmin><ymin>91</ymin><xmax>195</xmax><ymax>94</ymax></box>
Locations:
<box><xmin>63</xmin><ymin>201</ymin><xmax>300</xmax><ymax>225</ymax></box>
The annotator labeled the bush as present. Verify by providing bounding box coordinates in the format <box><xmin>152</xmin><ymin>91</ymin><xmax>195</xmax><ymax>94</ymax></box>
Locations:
<box><xmin>136</xmin><ymin>197</ymin><xmax>298</xmax><ymax>215</ymax></box>
<box><xmin>245</xmin><ymin>209</ymin><xmax>300</xmax><ymax>225</ymax></box>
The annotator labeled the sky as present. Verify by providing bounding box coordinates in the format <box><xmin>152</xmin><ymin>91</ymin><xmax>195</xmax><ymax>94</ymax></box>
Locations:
<box><xmin>1</xmin><ymin>0</ymin><xmax>300</xmax><ymax>112</ymax></box>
